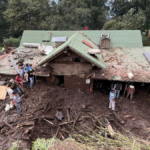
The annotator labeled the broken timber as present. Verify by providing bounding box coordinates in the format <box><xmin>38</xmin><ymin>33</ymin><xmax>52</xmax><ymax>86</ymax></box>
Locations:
<box><xmin>67</xmin><ymin>108</ymin><xmax>70</xmax><ymax>122</ymax></box>
<box><xmin>73</xmin><ymin>111</ymin><xmax>82</xmax><ymax>128</ymax></box>
<box><xmin>111</xmin><ymin>111</ymin><xmax>125</xmax><ymax>124</ymax></box>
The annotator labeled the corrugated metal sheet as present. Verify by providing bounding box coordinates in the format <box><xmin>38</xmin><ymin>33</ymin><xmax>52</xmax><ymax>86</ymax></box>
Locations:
<box><xmin>20</xmin><ymin>30</ymin><xmax>143</xmax><ymax>48</ymax></box>
<box><xmin>144</xmin><ymin>52</ymin><xmax>150</xmax><ymax>63</ymax></box>
<box><xmin>52</xmin><ymin>37</ymin><xmax>67</xmax><ymax>42</ymax></box>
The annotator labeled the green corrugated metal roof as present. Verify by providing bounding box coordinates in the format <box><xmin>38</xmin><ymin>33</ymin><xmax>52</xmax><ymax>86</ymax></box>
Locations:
<box><xmin>37</xmin><ymin>32</ymin><xmax>106</xmax><ymax>69</ymax></box>
<box><xmin>82</xmin><ymin>30</ymin><xmax>143</xmax><ymax>48</ymax></box>
<box><xmin>20</xmin><ymin>30</ymin><xmax>143</xmax><ymax>48</ymax></box>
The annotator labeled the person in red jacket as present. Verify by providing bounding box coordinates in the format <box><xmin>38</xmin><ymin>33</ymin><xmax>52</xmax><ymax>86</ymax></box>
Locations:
<box><xmin>126</xmin><ymin>85</ymin><xmax>135</xmax><ymax>100</ymax></box>
<box><xmin>15</xmin><ymin>74</ymin><xmax>23</xmax><ymax>86</ymax></box>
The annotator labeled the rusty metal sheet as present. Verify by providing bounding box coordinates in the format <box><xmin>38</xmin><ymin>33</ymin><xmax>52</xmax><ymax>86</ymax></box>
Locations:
<box><xmin>0</xmin><ymin>86</ymin><xmax>7</xmax><ymax>100</ymax></box>
<box><xmin>144</xmin><ymin>52</ymin><xmax>150</xmax><ymax>63</ymax></box>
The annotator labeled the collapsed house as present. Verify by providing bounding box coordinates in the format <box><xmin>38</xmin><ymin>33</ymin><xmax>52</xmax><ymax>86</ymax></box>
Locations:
<box><xmin>0</xmin><ymin>30</ymin><xmax>150</xmax><ymax>92</ymax></box>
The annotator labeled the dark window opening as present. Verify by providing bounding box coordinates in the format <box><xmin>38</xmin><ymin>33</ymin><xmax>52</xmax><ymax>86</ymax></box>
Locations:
<box><xmin>42</xmin><ymin>40</ymin><xmax>50</xmax><ymax>42</ymax></box>
<box><xmin>92</xmin><ymin>66</ymin><xmax>98</xmax><ymax>70</ymax></box>
<box><xmin>74</xmin><ymin>57</ymin><xmax>80</xmax><ymax>62</ymax></box>
<box><xmin>90</xmin><ymin>54</ymin><xmax>98</xmax><ymax>59</ymax></box>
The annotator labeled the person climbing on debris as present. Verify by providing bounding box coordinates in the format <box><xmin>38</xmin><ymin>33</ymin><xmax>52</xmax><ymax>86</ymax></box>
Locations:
<box><xmin>18</xmin><ymin>60</ymin><xmax>25</xmax><ymax>77</ymax></box>
<box><xmin>114</xmin><ymin>82</ymin><xmax>122</xmax><ymax>98</ymax></box>
<box><xmin>6</xmin><ymin>82</ymin><xmax>13</xmax><ymax>100</ymax></box>
<box><xmin>27</xmin><ymin>64</ymin><xmax>34</xmax><ymax>89</ymax></box>
<box><xmin>13</xmin><ymin>91</ymin><xmax>22</xmax><ymax>116</ymax></box>
<box><xmin>9</xmin><ymin>79</ymin><xmax>22</xmax><ymax>96</ymax></box>
<box><xmin>109</xmin><ymin>89</ymin><xmax>116</xmax><ymax>111</ymax></box>
<box><xmin>126</xmin><ymin>85</ymin><xmax>135</xmax><ymax>100</ymax></box>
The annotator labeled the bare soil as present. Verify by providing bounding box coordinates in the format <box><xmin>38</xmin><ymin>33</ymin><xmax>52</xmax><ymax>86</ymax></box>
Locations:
<box><xmin>0</xmin><ymin>79</ymin><xmax>150</xmax><ymax>149</ymax></box>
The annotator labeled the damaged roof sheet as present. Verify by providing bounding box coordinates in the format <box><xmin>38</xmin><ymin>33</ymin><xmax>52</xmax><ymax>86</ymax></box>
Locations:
<box><xmin>37</xmin><ymin>32</ymin><xmax>106</xmax><ymax>69</ymax></box>
<box><xmin>20</xmin><ymin>30</ymin><xmax>143</xmax><ymax>48</ymax></box>
<box><xmin>92</xmin><ymin>47</ymin><xmax>150</xmax><ymax>83</ymax></box>
<box><xmin>0</xmin><ymin>48</ymin><xmax>46</xmax><ymax>76</ymax></box>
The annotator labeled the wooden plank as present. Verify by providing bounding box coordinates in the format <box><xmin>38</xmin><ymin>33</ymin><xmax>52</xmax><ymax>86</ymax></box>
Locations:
<box><xmin>82</xmin><ymin>40</ymin><xmax>93</xmax><ymax>48</ymax></box>
<box><xmin>0</xmin><ymin>86</ymin><xmax>7</xmax><ymax>100</ymax></box>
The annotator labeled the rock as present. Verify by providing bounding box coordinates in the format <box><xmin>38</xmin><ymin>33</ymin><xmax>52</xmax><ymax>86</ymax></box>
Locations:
<box><xmin>81</xmin><ymin>104</ymin><xmax>86</xmax><ymax>109</ymax></box>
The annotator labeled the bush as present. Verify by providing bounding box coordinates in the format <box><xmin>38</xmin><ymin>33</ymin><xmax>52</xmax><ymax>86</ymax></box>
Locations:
<box><xmin>32</xmin><ymin>138</ymin><xmax>56</xmax><ymax>150</ymax></box>
<box><xmin>3</xmin><ymin>37</ymin><xmax>21</xmax><ymax>47</ymax></box>
<box><xmin>142</xmin><ymin>35</ymin><xmax>149</xmax><ymax>46</ymax></box>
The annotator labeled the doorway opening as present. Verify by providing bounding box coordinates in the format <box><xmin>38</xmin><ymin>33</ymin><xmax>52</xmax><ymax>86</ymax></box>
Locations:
<box><xmin>55</xmin><ymin>75</ymin><xmax>64</xmax><ymax>87</ymax></box>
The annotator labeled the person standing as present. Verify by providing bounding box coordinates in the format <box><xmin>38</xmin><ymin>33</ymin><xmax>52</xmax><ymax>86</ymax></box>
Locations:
<box><xmin>126</xmin><ymin>85</ymin><xmax>135</xmax><ymax>100</ymax></box>
<box><xmin>109</xmin><ymin>89</ymin><xmax>116</xmax><ymax>111</ymax></box>
<box><xmin>6</xmin><ymin>83</ymin><xmax>13</xmax><ymax>100</ymax></box>
<box><xmin>13</xmin><ymin>91</ymin><xmax>22</xmax><ymax>116</ymax></box>
<box><xmin>18</xmin><ymin>61</ymin><xmax>25</xmax><ymax>77</ymax></box>
<box><xmin>114</xmin><ymin>82</ymin><xmax>122</xmax><ymax>98</ymax></box>
<box><xmin>23</xmin><ymin>70</ymin><xmax>28</xmax><ymax>87</ymax></box>
<box><xmin>15</xmin><ymin>74</ymin><xmax>24</xmax><ymax>94</ymax></box>
<box><xmin>15</xmin><ymin>73</ymin><xmax>23</xmax><ymax>86</ymax></box>
<box><xmin>25</xmin><ymin>63</ymin><xmax>31</xmax><ymax>72</ymax></box>
<box><xmin>27</xmin><ymin>67</ymin><xmax>34</xmax><ymax>89</ymax></box>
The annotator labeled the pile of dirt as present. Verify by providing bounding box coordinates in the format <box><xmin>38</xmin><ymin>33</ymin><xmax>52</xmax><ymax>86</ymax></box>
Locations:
<box><xmin>0</xmin><ymin>80</ymin><xmax>150</xmax><ymax>149</ymax></box>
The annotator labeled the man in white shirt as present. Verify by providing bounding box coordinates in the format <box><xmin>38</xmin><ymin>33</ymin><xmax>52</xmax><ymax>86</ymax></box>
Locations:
<box><xmin>6</xmin><ymin>83</ymin><xmax>13</xmax><ymax>100</ymax></box>
<box><xmin>109</xmin><ymin>89</ymin><xmax>116</xmax><ymax>111</ymax></box>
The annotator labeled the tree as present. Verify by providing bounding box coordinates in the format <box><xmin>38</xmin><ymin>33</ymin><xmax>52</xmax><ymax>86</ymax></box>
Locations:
<box><xmin>4</xmin><ymin>0</ymin><xmax>50</xmax><ymax>36</ymax></box>
<box><xmin>39</xmin><ymin>0</ymin><xmax>108</xmax><ymax>30</ymax></box>
<box><xmin>110</xmin><ymin>0</ymin><xmax>150</xmax><ymax>29</ymax></box>
<box><xmin>4</xmin><ymin>0</ymin><xmax>108</xmax><ymax>36</ymax></box>
<box><xmin>0</xmin><ymin>0</ymin><xmax>9</xmax><ymax>44</ymax></box>
<box><xmin>103</xmin><ymin>9</ymin><xmax>145</xmax><ymax>30</ymax></box>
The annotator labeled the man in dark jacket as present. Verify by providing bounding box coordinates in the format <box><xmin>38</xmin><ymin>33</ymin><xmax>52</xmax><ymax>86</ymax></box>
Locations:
<box><xmin>27</xmin><ymin>67</ymin><xmax>34</xmax><ymax>89</ymax></box>
<box><xmin>114</xmin><ymin>82</ymin><xmax>122</xmax><ymax>98</ymax></box>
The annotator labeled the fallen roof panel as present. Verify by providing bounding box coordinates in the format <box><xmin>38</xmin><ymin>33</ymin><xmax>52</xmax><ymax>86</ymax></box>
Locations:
<box><xmin>144</xmin><ymin>52</ymin><xmax>150</xmax><ymax>63</ymax></box>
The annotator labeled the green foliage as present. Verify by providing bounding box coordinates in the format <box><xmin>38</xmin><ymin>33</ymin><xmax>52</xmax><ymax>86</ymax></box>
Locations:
<box><xmin>4</xmin><ymin>0</ymin><xmax>108</xmax><ymax>36</ymax></box>
<box><xmin>142</xmin><ymin>35</ymin><xmax>149</xmax><ymax>46</ymax></box>
<box><xmin>103</xmin><ymin>9</ymin><xmax>145</xmax><ymax>30</ymax></box>
<box><xmin>3</xmin><ymin>37</ymin><xmax>21</xmax><ymax>47</ymax></box>
<box><xmin>110</xmin><ymin>0</ymin><xmax>150</xmax><ymax>30</ymax></box>
<box><xmin>32</xmin><ymin>138</ymin><xmax>56</xmax><ymax>150</ymax></box>
<box><xmin>9</xmin><ymin>141</ymin><xmax>19</xmax><ymax>150</ymax></box>
<box><xmin>4</xmin><ymin>0</ymin><xmax>50</xmax><ymax>36</ymax></box>
<box><xmin>0</xmin><ymin>0</ymin><xmax>9</xmax><ymax>44</ymax></box>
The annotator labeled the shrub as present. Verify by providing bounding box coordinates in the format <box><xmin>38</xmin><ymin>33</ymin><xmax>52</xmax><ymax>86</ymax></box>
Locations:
<box><xmin>3</xmin><ymin>37</ymin><xmax>21</xmax><ymax>47</ymax></box>
<box><xmin>142</xmin><ymin>35</ymin><xmax>149</xmax><ymax>46</ymax></box>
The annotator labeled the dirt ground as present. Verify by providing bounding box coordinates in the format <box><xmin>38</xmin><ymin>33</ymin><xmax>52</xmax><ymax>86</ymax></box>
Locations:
<box><xmin>0</xmin><ymin>79</ymin><xmax>150</xmax><ymax>149</ymax></box>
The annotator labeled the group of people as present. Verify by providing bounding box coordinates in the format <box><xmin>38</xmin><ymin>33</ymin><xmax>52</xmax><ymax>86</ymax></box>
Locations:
<box><xmin>6</xmin><ymin>60</ymin><xmax>35</xmax><ymax>116</ymax></box>
<box><xmin>109</xmin><ymin>82</ymin><xmax>135</xmax><ymax>111</ymax></box>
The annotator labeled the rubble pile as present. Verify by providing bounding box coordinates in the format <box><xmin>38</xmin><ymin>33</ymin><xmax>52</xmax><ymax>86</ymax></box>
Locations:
<box><xmin>0</xmin><ymin>81</ymin><xmax>150</xmax><ymax>149</ymax></box>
